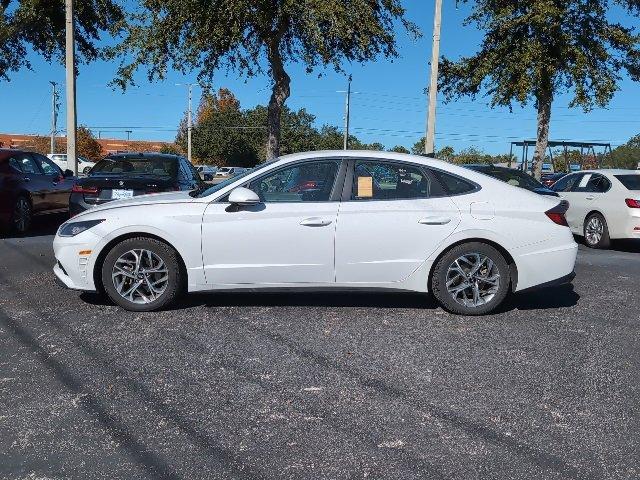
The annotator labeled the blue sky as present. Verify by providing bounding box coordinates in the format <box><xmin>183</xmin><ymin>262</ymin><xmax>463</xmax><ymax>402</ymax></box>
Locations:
<box><xmin>1</xmin><ymin>0</ymin><xmax>639</xmax><ymax>155</ymax></box>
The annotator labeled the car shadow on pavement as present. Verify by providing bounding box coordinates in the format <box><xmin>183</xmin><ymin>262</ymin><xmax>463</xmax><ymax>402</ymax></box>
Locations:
<box><xmin>0</xmin><ymin>214</ymin><xmax>67</xmax><ymax>240</ymax></box>
<box><xmin>82</xmin><ymin>284</ymin><xmax>580</xmax><ymax>313</ymax></box>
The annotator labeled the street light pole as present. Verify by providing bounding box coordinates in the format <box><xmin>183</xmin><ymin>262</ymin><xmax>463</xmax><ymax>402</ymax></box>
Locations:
<box><xmin>343</xmin><ymin>75</ymin><xmax>352</xmax><ymax>150</ymax></box>
<box><xmin>425</xmin><ymin>0</ymin><xmax>442</xmax><ymax>157</ymax></box>
<box><xmin>65</xmin><ymin>0</ymin><xmax>77</xmax><ymax>175</ymax></box>
<box><xmin>49</xmin><ymin>81</ymin><xmax>58</xmax><ymax>154</ymax></box>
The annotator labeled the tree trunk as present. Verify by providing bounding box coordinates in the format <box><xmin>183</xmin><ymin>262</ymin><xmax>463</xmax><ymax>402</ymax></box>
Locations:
<box><xmin>531</xmin><ymin>86</ymin><xmax>553</xmax><ymax>180</ymax></box>
<box><xmin>266</xmin><ymin>39</ymin><xmax>290</xmax><ymax>160</ymax></box>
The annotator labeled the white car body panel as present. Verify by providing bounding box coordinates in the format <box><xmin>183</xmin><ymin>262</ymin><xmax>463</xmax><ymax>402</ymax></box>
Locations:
<box><xmin>555</xmin><ymin>169</ymin><xmax>640</xmax><ymax>240</ymax></box>
<box><xmin>53</xmin><ymin>150</ymin><xmax>578</xmax><ymax>297</ymax></box>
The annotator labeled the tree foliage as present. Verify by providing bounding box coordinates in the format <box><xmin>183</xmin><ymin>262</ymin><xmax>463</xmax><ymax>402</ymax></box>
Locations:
<box><xmin>0</xmin><ymin>0</ymin><xmax>123</xmax><ymax>80</ymax></box>
<box><xmin>110</xmin><ymin>0</ymin><xmax>418</xmax><ymax>160</ymax></box>
<box><xmin>604</xmin><ymin>134</ymin><xmax>640</xmax><ymax>169</ymax></box>
<box><xmin>438</xmin><ymin>0</ymin><xmax>640</xmax><ymax>178</ymax></box>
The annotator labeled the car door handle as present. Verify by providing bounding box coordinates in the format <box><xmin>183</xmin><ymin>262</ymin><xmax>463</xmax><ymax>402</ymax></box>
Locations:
<box><xmin>300</xmin><ymin>217</ymin><xmax>332</xmax><ymax>227</ymax></box>
<box><xmin>418</xmin><ymin>216</ymin><xmax>451</xmax><ymax>225</ymax></box>
<box><xmin>23</xmin><ymin>177</ymin><xmax>30</xmax><ymax>182</ymax></box>
<box><xmin>586</xmin><ymin>196</ymin><xmax>595</xmax><ymax>200</ymax></box>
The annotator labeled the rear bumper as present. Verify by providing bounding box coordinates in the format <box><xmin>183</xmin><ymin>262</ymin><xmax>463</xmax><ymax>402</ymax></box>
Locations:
<box><xmin>517</xmin><ymin>271</ymin><xmax>575</xmax><ymax>293</ymax></box>
<box><xmin>513</xmin><ymin>241</ymin><xmax>578</xmax><ymax>292</ymax></box>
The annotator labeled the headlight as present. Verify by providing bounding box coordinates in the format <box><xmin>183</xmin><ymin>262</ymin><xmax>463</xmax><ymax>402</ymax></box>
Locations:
<box><xmin>58</xmin><ymin>219</ymin><xmax>105</xmax><ymax>237</ymax></box>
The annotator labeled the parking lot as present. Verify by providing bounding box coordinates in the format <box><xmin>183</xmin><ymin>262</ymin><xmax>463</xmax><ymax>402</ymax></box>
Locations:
<box><xmin>1</xmin><ymin>217</ymin><xmax>638</xmax><ymax>480</ymax></box>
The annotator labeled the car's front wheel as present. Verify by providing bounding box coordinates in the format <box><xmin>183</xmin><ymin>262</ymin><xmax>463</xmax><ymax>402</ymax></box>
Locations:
<box><xmin>431</xmin><ymin>242</ymin><xmax>510</xmax><ymax>315</ymax></box>
<box><xmin>101</xmin><ymin>237</ymin><xmax>183</xmax><ymax>311</ymax></box>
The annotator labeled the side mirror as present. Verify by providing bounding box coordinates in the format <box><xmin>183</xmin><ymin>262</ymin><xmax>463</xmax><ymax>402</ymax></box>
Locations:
<box><xmin>64</xmin><ymin>169</ymin><xmax>74</xmax><ymax>178</ymax></box>
<box><xmin>228</xmin><ymin>187</ymin><xmax>260</xmax><ymax>206</ymax></box>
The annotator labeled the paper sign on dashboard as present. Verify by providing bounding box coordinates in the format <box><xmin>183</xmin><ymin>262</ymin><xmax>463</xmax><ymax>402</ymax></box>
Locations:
<box><xmin>357</xmin><ymin>176</ymin><xmax>373</xmax><ymax>198</ymax></box>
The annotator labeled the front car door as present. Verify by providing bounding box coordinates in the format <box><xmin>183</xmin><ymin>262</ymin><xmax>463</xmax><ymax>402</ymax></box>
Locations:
<box><xmin>201</xmin><ymin>159</ymin><xmax>344</xmax><ymax>285</ymax></box>
<box><xmin>32</xmin><ymin>153</ymin><xmax>73</xmax><ymax>212</ymax></box>
<box><xmin>335</xmin><ymin>159</ymin><xmax>461</xmax><ymax>284</ymax></box>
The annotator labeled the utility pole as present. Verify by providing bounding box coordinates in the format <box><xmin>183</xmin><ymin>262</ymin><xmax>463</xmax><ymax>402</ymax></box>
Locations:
<box><xmin>49</xmin><ymin>81</ymin><xmax>58</xmax><ymax>154</ymax></box>
<box><xmin>65</xmin><ymin>0</ymin><xmax>78</xmax><ymax>175</ymax></box>
<box><xmin>187</xmin><ymin>83</ymin><xmax>193</xmax><ymax>163</ymax></box>
<box><xmin>125</xmin><ymin>130</ymin><xmax>132</xmax><ymax>148</ymax></box>
<box><xmin>425</xmin><ymin>0</ymin><xmax>442</xmax><ymax>157</ymax></box>
<box><xmin>343</xmin><ymin>75</ymin><xmax>352</xmax><ymax>150</ymax></box>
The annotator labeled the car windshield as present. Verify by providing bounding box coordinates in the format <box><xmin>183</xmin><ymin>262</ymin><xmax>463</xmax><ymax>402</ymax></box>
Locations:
<box><xmin>482</xmin><ymin>168</ymin><xmax>543</xmax><ymax>190</ymax></box>
<box><xmin>190</xmin><ymin>161</ymin><xmax>276</xmax><ymax>198</ymax></box>
<box><xmin>90</xmin><ymin>157</ymin><xmax>178</xmax><ymax>177</ymax></box>
<box><xmin>614</xmin><ymin>174</ymin><xmax>640</xmax><ymax>190</ymax></box>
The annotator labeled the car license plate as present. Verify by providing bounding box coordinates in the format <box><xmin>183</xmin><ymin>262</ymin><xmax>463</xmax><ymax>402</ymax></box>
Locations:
<box><xmin>111</xmin><ymin>189</ymin><xmax>134</xmax><ymax>200</ymax></box>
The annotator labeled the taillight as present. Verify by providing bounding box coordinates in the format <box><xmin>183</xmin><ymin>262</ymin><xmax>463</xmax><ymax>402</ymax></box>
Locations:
<box><xmin>72</xmin><ymin>184</ymin><xmax>99</xmax><ymax>194</ymax></box>
<box><xmin>545</xmin><ymin>201</ymin><xmax>569</xmax><ymax>227</ymax></box>
<box><xmin>625</xmin><ymin>198</ymin><xmax>640</xmax><ymax>208</ymax></box>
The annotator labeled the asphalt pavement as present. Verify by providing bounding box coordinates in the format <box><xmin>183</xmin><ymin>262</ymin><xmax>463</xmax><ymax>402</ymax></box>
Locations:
<box><xmin>1</xmin><ymin>216</ymin><xmax>639</xmax><ymax>479</ymax></box>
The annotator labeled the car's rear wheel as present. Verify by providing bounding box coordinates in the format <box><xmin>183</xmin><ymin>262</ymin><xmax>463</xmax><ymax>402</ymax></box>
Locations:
<box><xmin>583</xmin><ymin>212</ymin><xmax>610</xmax><ymax>249</ymax></box>
<box><xmin>101</xmin><ymin>237</ymin><xmax>183</xmax><ymax>312</ymax></box>
<box><xmin>431</xmin><ymin>242</ymin><xmax>510</xmax><ymax>315</ymax></box>
<box><xmin>12</xmin><ymin>195</ymin><xmax>32</xmax><ymax>234</ymax></box>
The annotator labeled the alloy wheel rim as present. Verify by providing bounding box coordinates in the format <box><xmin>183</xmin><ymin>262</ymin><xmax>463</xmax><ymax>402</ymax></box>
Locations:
<box><xmin>112</xmin><ymin>249</ymin><xmax>169</xmax><ymax>304</ymax></box>
<box><xmin>445</xmin><ymin>253</ymin><xmax>501</xmax><ymax>308</ymax></box>
<box><xmin>14</xmin><ymin>199</ymin><xmax>30</xmax><ymax>232</ymax></box>
<box><xmin>585</xmin><ymin>217</ymin><xmax>603</xmax><ymax>245</ymax></box>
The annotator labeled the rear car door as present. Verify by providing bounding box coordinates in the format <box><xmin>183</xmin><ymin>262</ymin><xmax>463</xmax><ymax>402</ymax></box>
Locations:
<box><xmin>335</xmin><ymin>159</ymin><xmax>461</xmax><ymax>284</ymax></box>
<box><xmin>10</xmin><ymin>152</ymin><xmax>51</xmax><ymax>213</ymax></box>
<box><xmin>201</xmin><ymin>159</ymin><xmax>343</xmax><ymax>285</ymax></box>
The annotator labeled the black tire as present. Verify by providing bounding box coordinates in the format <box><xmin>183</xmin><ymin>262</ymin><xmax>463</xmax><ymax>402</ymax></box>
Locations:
<box><xmin>583</xmin><ymin>212</ymin><xmax>610</xmax><ymax>249</ymax></box>
<box><xmin>101</xmin><ymin>237</ymin><xmax>183</xmax><ymax>312</ymax></box>
<box><xmin>431</xmin><ymin>242</ymin><xmax>510</xmax><ymax>315</ymax></box>
<box><xmin>11</xmin><ymin>195</ymin><xmax>32</xmax><ymax>234</ymax></box>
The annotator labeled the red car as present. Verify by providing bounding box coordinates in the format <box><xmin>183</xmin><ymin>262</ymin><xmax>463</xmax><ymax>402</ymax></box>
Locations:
<box><xmin>0</xmin><ymin>149</ymin><xmax>75</xmax><ymax>234</ymax></box>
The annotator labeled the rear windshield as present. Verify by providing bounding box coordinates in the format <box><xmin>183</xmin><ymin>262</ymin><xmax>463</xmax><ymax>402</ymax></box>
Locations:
<box><xmin>614</xmin><ymin>174</ymin><xmax>640</xmax><ymax>190</ymax></box>
<box><xmin>484</xmin><ymin>168</ymin><xmax>542</xmax><ymax>190</ymax></box>
<box><xmin>91</xmin><ymin>157</ymin><xmax>178</xmax><ymax>177</ymax></box>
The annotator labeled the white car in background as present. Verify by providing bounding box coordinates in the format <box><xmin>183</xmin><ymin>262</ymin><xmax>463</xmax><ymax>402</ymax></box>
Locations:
<box><xmin>48</xmin><ymin>153</ymin><xmax>95</xmax><ymax>174</ymax></box>
<box><xmin>196</xmin><ymin>165</ymin><xmax>217</xmax><ymax>180</ymax></box>
<box><xmin>550</xmin><ymin>169</ymin><xmax>640</xmax><ymax>248</ymax></box>
<box><xmin>215</xmin><ymin>166</ymin><xmax>247</xmax><ymax>177</ymax></box>
<box><xmin>53</xmin><ymin>151</ymin><xmax>578</xmax><ymax>315</ymax></box>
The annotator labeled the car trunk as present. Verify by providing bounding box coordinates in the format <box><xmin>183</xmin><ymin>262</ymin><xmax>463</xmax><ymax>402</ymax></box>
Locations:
<box><xmin>75</xmin><ymin>175</ymin><xmax>177</xmax><ymax>206</ymax></box>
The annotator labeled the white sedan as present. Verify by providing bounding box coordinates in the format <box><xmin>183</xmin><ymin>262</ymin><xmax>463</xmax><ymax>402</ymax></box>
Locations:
<box><xmin>550</xmin><ymin>169</ymin><xmax>640</xmax><ymax>248</ymax></box>
<box><xmin>53</xmin><ymin>151</ymin><xmax>578</xmax><ymax>315</ymax></box>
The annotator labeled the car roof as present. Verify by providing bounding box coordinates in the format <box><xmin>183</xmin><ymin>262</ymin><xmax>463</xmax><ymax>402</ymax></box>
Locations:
<box><xmin>104</xmin><ymin>152</ymin><xmax>183</xmax><ymax>160</ymax></box>
<box><xmin>570</xmin><ymin>169</ymin><xmax>640</xmax><ymax>176</ymax></box>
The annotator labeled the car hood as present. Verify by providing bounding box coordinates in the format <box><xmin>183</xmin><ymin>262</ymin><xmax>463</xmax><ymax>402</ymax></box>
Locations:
<box><xmin>73</xmin><ymin>190</ymin><xmax>195</xmax><ymax>218</ymax></box>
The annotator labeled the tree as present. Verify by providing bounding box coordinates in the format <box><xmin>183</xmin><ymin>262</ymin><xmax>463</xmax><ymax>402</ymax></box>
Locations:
<box><xmin>110</xmin><ymin>0</ymin><xmax>418</xmax><ymax>160</ymax></box>
<box><xmin>0</xmin><ymin>0</ymin><xmax>123</xmax><ymax>80</ymax></box>
<box><xmin>389</xmin><ymin>145</ymin><xmax>410</xmax><ymax>154</ymax></box>
<box><xmin>76</xmin><ymin>126</ymin><xmax>102</xmax><ymax>161</ymax></box>
<box><xmin>439</xmin><ymin>1</ymin><xmax>640</xmax><ymax>179</ymax></box>
<box><xmin>605</xmin><ymin>134</ymin><xmax>640</xmax><ymax>169</ymax></box>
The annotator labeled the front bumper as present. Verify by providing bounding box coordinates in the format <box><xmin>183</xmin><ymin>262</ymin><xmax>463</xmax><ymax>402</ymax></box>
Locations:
<box><xmin>53</xmin><ymin>232</ymin><xmax>99</xmax><ymax>292</ymax></box>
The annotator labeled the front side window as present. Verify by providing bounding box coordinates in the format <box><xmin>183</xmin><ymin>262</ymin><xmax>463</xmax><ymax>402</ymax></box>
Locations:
<box><xmin>249</xmin><ymin>161</ymin><xmax>340</xmax><ymax>202</ymax></box>
<box><xmin>34</xmin><ymin>154</ymin><xmax>61</xmax><ymax>176</ymax></box>
<box><xmin>352</xmin><ymin>161</ymin><xmax>431</xmax><ymax>200</ymax></box>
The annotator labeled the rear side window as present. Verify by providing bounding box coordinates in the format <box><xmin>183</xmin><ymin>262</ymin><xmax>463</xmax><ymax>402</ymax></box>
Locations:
<box><xmin>429</xmin><ymin>169</ymin><xmax>477</xmax><ymax>195</ymax></box>
<box><xmin>615</xmin><ymin>175</ymin><xmax>640</xmax><ymax>190</ymax></box>
<box><xmin>11</xmin><ymin>153</ymin><xmax>40</xmax><ymax>175</ymax></box>
<box><xmin>575</xmin><ymin>174</ymin><xmax>610</xmax><ymax>193</ymax></box>
<box><xmin>351</xmin><ymin>161</ymin><xmax>433</xmax><ymax>200</ymax></box>
<box><xmin>8</xmin><ymin>158</ymin><xmax>22</xmax><ymax>172</ymax></box>
<box><xmin>551</xmin><ymin>173</ymin><xmax>581</xmax><ymax>192</ymax></box>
